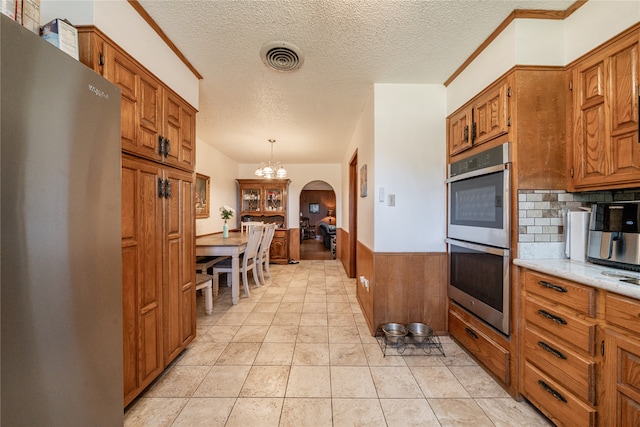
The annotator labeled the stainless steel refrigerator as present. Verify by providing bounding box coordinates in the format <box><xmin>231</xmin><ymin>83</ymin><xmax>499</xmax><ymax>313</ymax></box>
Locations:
<box><xmin>1</xmin><ymin>15</ymin><xmax>123</xmax><ymax>425</ymax></box>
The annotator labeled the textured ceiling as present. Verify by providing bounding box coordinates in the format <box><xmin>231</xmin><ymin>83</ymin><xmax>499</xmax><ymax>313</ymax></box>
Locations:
<box><xmin>138</xmin><ymin>0</ymin><xmax>575</xmax><ymax>165</ymax></box>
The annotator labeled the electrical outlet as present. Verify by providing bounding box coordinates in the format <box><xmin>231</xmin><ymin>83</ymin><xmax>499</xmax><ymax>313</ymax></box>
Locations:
<box><xmin>388</xmin><ymin>194</ymin><xmax>395</xmax><ymax>206</ymax></box>
<box><xmin>379</xmin><ymin>187</ymin><xmax>384</xmax><ymax>202</ymax></box>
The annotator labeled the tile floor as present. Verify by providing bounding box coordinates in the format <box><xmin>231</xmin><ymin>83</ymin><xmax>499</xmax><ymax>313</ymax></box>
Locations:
<box><xmin>124</xmin><ymin>260</ymin><xmax>552</xmax><ymax>426</ymax></box>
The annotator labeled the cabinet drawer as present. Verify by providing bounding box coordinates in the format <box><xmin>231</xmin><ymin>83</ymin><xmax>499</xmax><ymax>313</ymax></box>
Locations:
<box><xmin>449</xmin><ymin>309</ymin><xmax>509</xmax><ymax>385</ymax></box>
<box><xmin>524</xmin><ymin>271</ymin><xmax>596</xmax><ymax>316</ymax></box>
<box><xmin>523</xmin><ymin>326</ymin><xmax>596</xmax><ymax>404</ymax></box>
<box><xmin>605</xmin><ymin>292</ymin><xmax>640</xmax><ymax>335</ymax></box>
<box><xmin>523</xmin><ymin>361</ymin><xmax>596</xmax><ymax>427</ymax></box>
<box><xmin>525</xmin><ymin>296</ymin><xmax>597</xmax><ymax>355</ymax></box>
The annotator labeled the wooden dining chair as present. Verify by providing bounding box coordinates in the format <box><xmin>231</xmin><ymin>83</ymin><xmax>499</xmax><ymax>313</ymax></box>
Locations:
<box><xmin>257</xmin><ymin>223</ymin><xmax>276</xmax><ymax>286</ymax></box>
<box><xmin>211</xmin><ymin>225</ymin><xmax>263</xmax><ymax>300</ymax></box>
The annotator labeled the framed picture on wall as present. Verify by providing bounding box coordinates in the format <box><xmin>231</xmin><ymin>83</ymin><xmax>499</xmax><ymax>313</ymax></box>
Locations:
<box><xmin>195</xmin><ymin>173</ymin><xmax>210</xmax><ymax>219</ymax></box>
<box><xmin>309</xmin><ymin>203</ymin><xmax>320</xmax><ymax>214</ymax></box>
<box><xmin>360</xmin><ymin>164</ymin><xmax>368</xmax><ymax>197</ymax></box>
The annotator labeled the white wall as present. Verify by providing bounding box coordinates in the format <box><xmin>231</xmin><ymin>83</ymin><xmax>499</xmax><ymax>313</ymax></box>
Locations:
<box><xmin>447</xmin><ymin>1</ymin><xmax>639</xmax><ymax>115</ymax></box>
<box><xmin>40</xmin><ymin>0</ymin><xmax>199</xmax><ymax>108</ymax></box>
<box><xmin>237</xmin><ymin>163</ymin><xmax>342</xmax><ymax>231</ymax></box>
<box><xmin>343</xmin><ymin>89</ymin><xmax>375</xmax><ymax>248</ymax></box>
<box><xmin>373</xmin><ymin>84</ymin><xmax>447</xmax><ymax>252</ymax></box>
<box><xmin>195</xmin><ymin>139</ymin><xmax>239</xmax><ymax>235</ymax></box>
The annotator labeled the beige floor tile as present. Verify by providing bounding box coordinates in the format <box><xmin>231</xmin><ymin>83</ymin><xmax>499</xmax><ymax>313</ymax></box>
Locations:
<box><xmin>411</xmin><ymin>366</ymin><xmax>471</xmax><ymax>398</ymax></box>
<box><xmin>193</xmin><ymin>365</ymin><xmax>251</xmax><ymax>397</ymax></box>
<box><xmin>254</xmin><ymin>342</ymin><xmax>295</xmax><ymax>365</ymax></box>
<box><xmin>277</xmin><ymin>302</ymin><xmax>304</xmax><ymax>313</ymax></box>
<box><xmin>272</xmin><ymin>311</ymin><xmax>302</xmax><ymax>326</ymax></box>
<box><xmin>215</xmin><ymin>342</ymin><xmax>261</xmax><ymax>365</ymax></box>
<box><xmin>224</xmin><ymin>301</ymin><xmax>257</xmax><ymax>313</ymax></box>
<box><xmin>280</xmin><ymin>398</ymin><xmax>333</xmax><ymax>427</ymax></box>
<box><xmin>176</xmin><ymin>342</ymin><xmax>228</xmax><ymax>366</ymax></box>
<box><xmin>253</xmin><ymin>302</ymin><xmax>280</xmax><ymax>313</ymax></box>
<box><xmin>326</xmin><ymin>294</ymin><xmax>349</xmax><ymax>303</ymax></box>
<box><xmin>449</xmin><ymin>365</ymin><xmax>511</xmax><ymax>397</ymax></box>
<box><xmin>292</xmin><ymin>343</ymin><xmax>330</xmax><ymax>365</ymax></box>
<box><xmin>225</xmin><ymin>397</ymin><xmax>283</xmax><ymax>427</ymax></box>
<box><xmin>300</xmin><ymin>312</ymin><xmax>328</xmax><ymax>326</ymax></box>
<box><xmin>328</xmin><ymin>312</ymin><xmax>356</xmax><ymax>327</ymax></box>
<box><xmin>171</xmin><ymin>397</ymin><xmax>235</xmax><ymax>427</ymax></box>
<box><xmin>327</xmin><ymin>302</ymin><xmax>352</xmax><ymax>313</ymax></box>
<box><xmin>362</xmin><ymin>343</ymin><xmax>408</xmax><ymax>366</ymax></box>
<box><xmin>329</xmin><ymin>342</ymin><xmax>368</xmax><ymax>365</ymax></box>
<box><xmin>402</xmin><ymin>353</ymin><xmax>447</xmax><ymax>367</ymax></box>
<box><xmin>231</xmin><ymin>325</ymin><xmax>269</xmax><ymax>342</ymax></box>
<box><xmin>145</xmin><ymin>366</ymin><xmax>211</xmax><ymax>398</ymax></box>
<box><xmin>328</xmin><ymin>325</ymin><xmax>361</xmax><ymax>343</ymax></box>
<box><xmin>215</xmin><ymin>311</ymin><xmax>251</xmax><ymax>326</ymax></box>
<box><xmin>428</xmin><ymin>398</ymin><xmax>494</xmax><ymax>426</ymax></box>
<box><xmin>380</xmin><ymin>398</ymin><xmax>439</xmax><ymax>427</ymax></box>
<box><xmin>240</xmin><ymin>365</ymin><xmax>290</xmax><ymax>397</ymax></box>
<box><xmin>476</xmin><ymin>398</ymin><xmax>554</xmax><ymax>426</ymax></box>
<box><xmin>259</xmin><ymin>293</ymin><xmax>284</xmax><ymax>303</ymax></box>
<box><xmin>297</xmin><ymin>325</ymin><xmax>328</xmax><ymax>343</ymax></box>
<box><xmin>286</xmin><ymin>366</ymin><xmax>331</xmax><ymax>397</ymax></box>
<box><xmin>440</xmin><ymin>341</ymin><xmax>478</xmax><ymax>366</ymax></box>
<box><xmin>264</xmin><ymin>325</ymin><xmax>298</xmax><ymax>342</ymax></box>
<box><xmin>302</xmin><ymin>302</ymin><xmax>328</xmax><ymax>313</ymax></box>
<box><xmin>331</xmin><ymin>398</ymin><xmax>387</xmax><ymax>427</ymax></box>
<box><xmin>370</xmin><ymin>366</ymin><xmax>424</xmax><ymax>398</ymax></box>
<box><xmin>330</xmin><ymin>366</ymin><xmax>377</xmax><ymax>398</ymax></box>
<box><xmin>124</xmin><ymin>397</ymin><xmax>188</xmax><ymax>427</ymax></box>
<box><xmin>304</xmin><ymin>294</ymin><xmax>327</xmax><ymax>303</ymax></box>
<box><xmin>242</xmin><ymin>311</ymin><xmax>276</xmax><ymax>326</ymax></box>
<box><xmin>198</xmin><ymin>324</ymin><xmax>241</xmax><ymax>343</ymax></box>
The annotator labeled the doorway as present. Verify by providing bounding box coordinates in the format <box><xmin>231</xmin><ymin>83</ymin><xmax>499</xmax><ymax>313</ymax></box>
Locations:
<box><xmin>299</xmin><ymin>181</ymin><xmax>336</xmax><ymax>260</ymax></box>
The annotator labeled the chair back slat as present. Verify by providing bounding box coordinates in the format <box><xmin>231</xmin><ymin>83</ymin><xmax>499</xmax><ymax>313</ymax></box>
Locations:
<box><xmin>259</xmin><ymin>223</ymin><xmax>276</xmax><ymax>259</ymax></box>
<box><xmin>244</xmin><ymin>225</ymin><xmax>263</xmax><ymax>261</ymax></box>
<box><xmin>241</xmin><ymin>221</ymin><xmax>263</xmax><ymax>233</ymax></box>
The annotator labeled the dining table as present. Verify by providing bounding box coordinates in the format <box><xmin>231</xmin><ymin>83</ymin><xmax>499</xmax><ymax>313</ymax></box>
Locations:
<box><xmin>195</xmin><ymin>232</ymin><xmax>249</xmax><ymax>304</ymax></box>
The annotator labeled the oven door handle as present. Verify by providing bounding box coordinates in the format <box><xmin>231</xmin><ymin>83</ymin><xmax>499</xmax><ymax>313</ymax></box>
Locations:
<box><xmin>446</xmin><ymin>163</ymin><xmax>509</xmax><ymax>183</ymax></box>
<box><xmin>445</xmin><ymin>238</ymin><xmax>510</xmax><ymax>257</ymax></box>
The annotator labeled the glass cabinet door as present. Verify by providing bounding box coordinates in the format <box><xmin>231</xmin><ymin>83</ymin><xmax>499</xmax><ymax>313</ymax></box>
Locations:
<box><xmin>265</xmin><ymin>188</ymin><xmax>283</xmax><ymax>212</ymax></box>
<box><xmin>242</xmin><ymin>188</ymin><xmax>261</xmax><ymax>212</ymax></box>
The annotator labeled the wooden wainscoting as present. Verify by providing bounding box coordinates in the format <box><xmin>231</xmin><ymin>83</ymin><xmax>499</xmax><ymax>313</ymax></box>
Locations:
<box><xmin>337</xmin><ymin>228</ymin><xmax>355</xmax><ymax>278</ymax></box>
<box><xmin>356</xmin><ymin>241</ymin><xmax>448</xmax><ymax>336</ymax></box>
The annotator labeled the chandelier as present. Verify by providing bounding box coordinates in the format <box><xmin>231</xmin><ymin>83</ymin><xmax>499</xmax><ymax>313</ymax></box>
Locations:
<box><xmin>254</xmin><ymin>139</ymin><xmax>287</xmax><ymax>178</ymax></box>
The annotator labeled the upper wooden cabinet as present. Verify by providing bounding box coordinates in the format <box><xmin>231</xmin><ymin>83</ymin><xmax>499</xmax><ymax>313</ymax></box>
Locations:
<box><xmin>77</xmin><ymin>27</ymin><xmax>196</xmax><ymax>172</ymax></box>
<box><xmin>569</xmin><ymin>27</ymin><xmax>640</xmax><ymax>191</ymax></box>
<box><xmin>447</xmin><ymin>81</ymin><xmax>510</xmax><ymax>156</ymax></box>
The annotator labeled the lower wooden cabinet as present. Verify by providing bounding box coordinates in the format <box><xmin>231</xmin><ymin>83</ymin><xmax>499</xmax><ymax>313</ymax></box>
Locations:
<box><xmin>122</xmin><ymin>155</ymin><xmax>195</xmax><ymax>406</ymax></box>
<box><xmin>449</xmin><ymin>303</ymin><xmax>511</xmax><ymax>386</ymax></box>
<box><xmin>270</xmin><ymin>229</ymin><xmax>290</xmax><ymax>264</ymax></box>
<box><xmin>519</xmin><ymin>268</ymin><xmax>640</xmax><ymax>426</ymax></box>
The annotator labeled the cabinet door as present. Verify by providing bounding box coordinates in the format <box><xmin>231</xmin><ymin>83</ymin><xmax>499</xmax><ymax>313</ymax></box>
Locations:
<box><xmin>448</xmin><ymin>108</ymin><xmax>472</xmax><ymax>156</ymax></box>
<box><xmin>572</xmin><ymin>31</ymin><xmax>640</xmax><ymax>189</ymax></box>
<box><xmin>163</xmin><ymin>167</ymin><xmax>196</xmax><ymax>363</ymax></box>
<box><xmin>138</xmin><ymin>71</ymin><xmax>163</xmax><ymax>162</ymax></box>
<box><xmin>265</xmin><ymin>187</ymin><xmax>284</xmax><ymax>212</ymax></box>
<box><xmin>241</xmin><ymin>187</ymin><xmax>262</xmax><ymax>213</ymax></box>
<box><xmin>270</xmin><ymin>229</ymin><xmax>289</xmax><ymax>264</ymax></box>
<box><xmin>473</xmin><ymin>82</ymin><xmax>509</xmax><ymax>147</ymax></box>
<box><xmin>121</xmin><ymin>156</ymin><xmax>164</xmax><ymax>406</ymax></box>
<box><xmin>162</xmin><ymin>91</ymin><xmax>196</xmax><ymax>171</ymax></box>
<box><xmin>603</xmin><ymin>329</ymin><xmax>640</xmax><ymax>427</ymax></box>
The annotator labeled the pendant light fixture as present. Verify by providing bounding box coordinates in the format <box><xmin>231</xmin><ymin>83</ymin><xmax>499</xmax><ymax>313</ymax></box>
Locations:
<box><xmin>255</xmin><ymin>139</ymin><xmax>287</xmax><ymax>178</ymax></box>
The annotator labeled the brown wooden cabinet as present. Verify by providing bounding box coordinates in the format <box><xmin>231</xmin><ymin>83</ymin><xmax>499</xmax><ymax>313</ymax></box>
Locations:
<box><xmin>78</xmin><ymin>27</ymin><xmax>196</xmax><ymax>173</ymax></box>
<box><xmin>78</xmin><ymin>27</ymin><xmax>197</xmax><ymax>406</ymax></box>
<box><xmin>447</xmin><ymin>80</ymin><xmax>509</xmax><ymax>157</ymax></box>
<box><xmin>237</xmin><ymin>179</ymin><xmax>291</xmax><ymax>264</ymax></box>
<box><xmin>520</xmin><ymin>270</ymin><xmax>598</xmax><ymax>427</ymax></box>
<box><xmin>602</xmin><ymin>293</ymin><xmax>640</xmax><ymax>427</ymax></box>
<box><xmin>568</xmin><ymin>26</ymin><xmax>640</xmax><ymax>191</ymax></box>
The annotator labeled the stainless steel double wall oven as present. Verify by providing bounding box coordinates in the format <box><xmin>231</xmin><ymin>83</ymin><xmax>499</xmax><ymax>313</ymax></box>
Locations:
<box><xmin>447</xmin><ymin>143</ymin><xmax>511</xmax><ymax>335</ymax></box>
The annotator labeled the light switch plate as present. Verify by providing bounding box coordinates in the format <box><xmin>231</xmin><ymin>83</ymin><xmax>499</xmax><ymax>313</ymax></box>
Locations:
<box><xmin>388</xmin><ymin>194</ymin><xmax>395</xmax><ymax>206</ymax></box>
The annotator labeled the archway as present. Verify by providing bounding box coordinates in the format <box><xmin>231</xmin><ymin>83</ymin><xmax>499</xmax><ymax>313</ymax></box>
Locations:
<box><xmin>299</xmin><ymin>180</ymin><xmax>336</xmax><ymax>260</ymax></box>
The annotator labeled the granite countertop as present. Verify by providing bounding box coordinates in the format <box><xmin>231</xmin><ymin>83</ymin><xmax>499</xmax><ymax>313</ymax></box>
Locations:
<box><xmin>514</xmin><ymin>258</ymin><xmax>640</xmax><ymax>300</ymax></box>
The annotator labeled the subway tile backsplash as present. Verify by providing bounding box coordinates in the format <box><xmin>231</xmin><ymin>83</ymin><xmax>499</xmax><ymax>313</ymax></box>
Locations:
<box><xmin>517</xmin><ymin>189</ymin><xmax>640</xmax><ymax>244</ymax></box>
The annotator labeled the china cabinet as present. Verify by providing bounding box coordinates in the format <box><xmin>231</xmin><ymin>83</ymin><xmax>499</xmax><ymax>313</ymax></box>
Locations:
<box><xmin>237</xmin><ymin>179</ymin><xmax>291</xmax><ymax>263</ymax></box>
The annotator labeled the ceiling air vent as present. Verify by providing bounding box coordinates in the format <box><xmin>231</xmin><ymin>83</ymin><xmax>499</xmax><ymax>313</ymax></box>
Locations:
<box><xmin>260</xmin><ymin>41</ymin><xmax>304</xmax><ymax>72</ymax></box>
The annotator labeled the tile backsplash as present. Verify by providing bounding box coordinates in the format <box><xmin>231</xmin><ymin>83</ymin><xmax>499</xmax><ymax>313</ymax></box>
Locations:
<box><xmin>517</xmin><ymin>189</ymin><xmax>640</xmax><ymax>258</ymax></box>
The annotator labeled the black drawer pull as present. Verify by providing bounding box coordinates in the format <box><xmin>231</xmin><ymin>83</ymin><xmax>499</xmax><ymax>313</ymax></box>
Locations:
<box><xmin>537</xmin><ymin>341</ymin><xmax>567</xmax><ymax>360</ymax></box>
<box><xmin>465</xmin><ymin>327</ymin><xmax>479</xmax><ymax>340</ymax></box>
<box><xmin>537</xmin><ymin>309</ymin><xmax>567</xmax><ymax>325</ymax></box>
<box><xmin>538</xmin><ymin>280</ymin><xmax>567</xmax><ymax>293</ymax></box>
<box><xmin>537</xmin><ymin>380</ymin><xmax>567</xmax><ymax>403</ymax></box>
